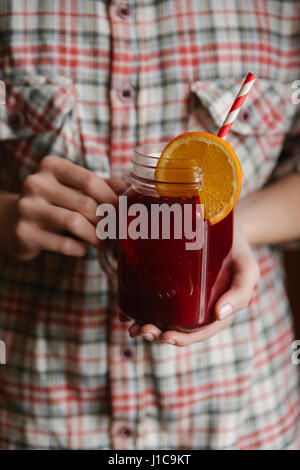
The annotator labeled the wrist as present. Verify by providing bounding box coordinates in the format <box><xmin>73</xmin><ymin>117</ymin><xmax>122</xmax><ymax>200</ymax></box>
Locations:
<box><xmin>234</xmin><ymin>207</ymin><xmax>251</xmax><ymax>243</ymax></box>
<box><xmin>234</xmin><ymin>197</ymin><xmax>258</xmax><ymax>245</ymax></box>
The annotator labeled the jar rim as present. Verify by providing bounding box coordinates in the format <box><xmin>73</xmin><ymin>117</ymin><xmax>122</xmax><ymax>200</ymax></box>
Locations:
<box><xmin>131</xmin><ymin>142</ymin><xmax>202</xmax><ymax>184</ymax></box>
<box><xmin>133</xmin><ymin>142</ymin><xmax>166</xmax><ymax>160</ymax></box>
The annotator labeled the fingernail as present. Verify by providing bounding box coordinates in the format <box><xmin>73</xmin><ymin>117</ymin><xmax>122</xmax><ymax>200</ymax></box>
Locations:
<box><xmin>166</xmin><ymin>339</ymin><xmax>176</xmax><ymax>345</ymax></box>
<box><xmin>142</xmin><ymin>334</ymin><xmax>154</xmax><ymax>342</ymax></box>
<box><xmin>219</xmin><ymin>304</ymin><xmax>233</xmax><ymax>320</ymax></box>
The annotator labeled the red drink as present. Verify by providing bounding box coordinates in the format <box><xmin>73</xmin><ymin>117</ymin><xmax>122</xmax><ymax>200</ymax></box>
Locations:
<box><xmin>118</xmin><ymin>188</ymin><xmax>233</xmax><ymax>331</ymax></box>
<box><xmin>98</xmin><ymin>142</ymin><xmax>234</xmax><ymax>331</ymax></box>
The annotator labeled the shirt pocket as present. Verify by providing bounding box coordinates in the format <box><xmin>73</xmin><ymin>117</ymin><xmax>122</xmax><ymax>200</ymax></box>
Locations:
<box><xmin>188</xmin><ymin>78</ymin><xmax>295</xmax><ymax>197</ymax></box>
<box><xmin>0</xmin><ymin>74</ymin><xmax>84</xmax><ymax>192</ymax></box>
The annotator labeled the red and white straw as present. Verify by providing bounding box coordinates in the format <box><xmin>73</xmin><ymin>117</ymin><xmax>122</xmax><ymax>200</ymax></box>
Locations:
<box><xmin>217</xmin><ymin>72</ymin><xmax>256</xmax><ymax>139</ymax></box>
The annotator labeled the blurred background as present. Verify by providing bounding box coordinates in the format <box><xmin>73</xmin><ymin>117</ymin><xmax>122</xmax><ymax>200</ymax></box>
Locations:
<box><xmin>285</xmin><ymin>249</ymin><xmax>300</xmax><ymax>338</ymax></box>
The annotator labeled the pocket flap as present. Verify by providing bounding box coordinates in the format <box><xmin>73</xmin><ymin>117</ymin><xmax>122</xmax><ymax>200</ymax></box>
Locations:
<box><xmin>190</xmin><ymin>78</ymin><xmax>293</xmax><ymax>136</ymax></box>
<box><xmin>0</xmin><ymin>74</ymin><xmax>75</xmax><ymax>140</ymax></box>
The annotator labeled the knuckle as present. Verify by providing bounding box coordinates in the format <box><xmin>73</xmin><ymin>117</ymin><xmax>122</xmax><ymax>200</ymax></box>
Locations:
<box><xmin>78</xmin><ymin>195</ymin><xmax>95</xmax><ymax>215</ymax></box>
<box><xmin>39</xmin><ymin>155</ymin><xmax>57</xmax><ymax>171</ymax></box>
<box><xmin>239</xmin><ymin>292</ymin><xmax>250</xmax><ymax>309</ymax></box>
<box><xmin>17</xmin><ymin>196</ymin><xmax>31</xmax><ymax>217</ymax></box>
<box><xmin>82</xmin><ymin>172</ymin><xmax>94</xmax><ymax>193</ymax></box>
<box><xmin>245</xmin><ymin>260</ymin><xmax>260</xmax><ymax>289</ymax></box>
<box><xmin>22</xmin><ymin>174</ymin><xmax>40</xmax><ymax>194</ymax></box>
<box><xmin>14</xmin><ymin>220</ymin><xmax>28</xmax><ymax>242</ymax></box>
<box><xmin>59</xmin><ymin>237</ymin><xmax>73</xmax><ymax>255</ymax></box>
<box><xmin>67</xmin><ymin>213</ymin><xmax>83</xmax><ymax>233</ymax></box>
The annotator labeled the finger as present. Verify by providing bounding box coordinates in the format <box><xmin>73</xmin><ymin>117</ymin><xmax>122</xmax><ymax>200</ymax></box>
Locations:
<box><xmin>47</xmin><ymin>180</ymin><xmax>99</xmax><ymax>225</ymax></box>
<box><xmin>19</xmin><ymin>221</ymin><xmax>87</xmax><ymax>257</ymax></box>
<box><xmin>39</xmin><ymin>230</ymin><xmax>88</xmax><ymax>257</ymax></box>
<box><xmin>139</xmin><ymin>324</ymin><xmax>163</xmax><ymax>342</ymax></box>
<box><xmin>106</xmin><ymin>177</ymin><xmax>128</xmax><ymax>195</ymax></box>
<box><xmin>40</xmin><ymin>156</ymin><xmax>118</xmax><ymax>205</ymax></box>
<box><xmin>215</xmin><ymin>255</ymin><xmax>260</xmax><ymax>321</ymax></box>
<box><xmin>128</xmin><ymin>323</ymin><xmax>163</xmax><ymax>342</ymax></box>
<box><xmin>21</xmin><ymin>198</ymin><xmax>99</xmax><ymax>247</ymax></box>
<box><xmin>23</xmin><ymin>172</ymin><xmax>100</xmax><ymax>225</ymax></box>
<box><xmin>129</xmin><ymin>323</ymin><xmax>141</xmax><ymax>338</ymax></box>
<box><xmin>160</xmin><ymin>316</ymin><xmax>234</xmax><ymax>347</ymax></box>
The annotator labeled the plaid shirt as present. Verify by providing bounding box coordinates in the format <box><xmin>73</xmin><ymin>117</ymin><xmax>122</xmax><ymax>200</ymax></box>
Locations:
<box><xmin>0</xmin><ymin>0</ymin><xmax>299</xmax><ymax>450</ymax></box>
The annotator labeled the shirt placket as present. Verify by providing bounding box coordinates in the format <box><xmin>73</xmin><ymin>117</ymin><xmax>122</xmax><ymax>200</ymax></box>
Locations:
<box><xmin>108</xmin><ymin>0</ymin><xmax>138</xmax><ymax>177</ymax></box>
<box><xmin>108</xmin><ymin>0</ymin><xmax>141</xmax><ymax>450</ymax></box>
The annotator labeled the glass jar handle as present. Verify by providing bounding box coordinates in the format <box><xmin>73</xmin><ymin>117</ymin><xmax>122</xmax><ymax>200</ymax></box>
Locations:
<box><xmin>98</xmin><ymin>244</ymin><xmax>118</xmax><ymax>288</ymax></box>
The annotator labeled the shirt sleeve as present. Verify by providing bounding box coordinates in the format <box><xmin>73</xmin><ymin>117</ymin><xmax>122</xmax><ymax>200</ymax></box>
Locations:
<box><xmin>271</xmin><ymin>103</ymin><xmax>300</xmax><ymax>250</ymax></box>
<box><xmin>273</xmin><ymin>103</ymin><xmax>300</xmax><ymax>180</ymax></box>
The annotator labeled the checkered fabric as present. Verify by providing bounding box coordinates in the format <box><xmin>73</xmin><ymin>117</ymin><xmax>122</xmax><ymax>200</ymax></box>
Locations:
<box><xmin>0</xmin><ymin>0</ymin><xmax>299</xmax><ymax>450</ymax></box>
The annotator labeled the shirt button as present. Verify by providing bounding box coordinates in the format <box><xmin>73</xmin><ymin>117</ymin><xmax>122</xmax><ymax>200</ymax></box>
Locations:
<box><xmin>116</xmin><ymin>3</ymin><xmax>131</xmax><ymax>20</ymax></box>
<box><xmin>119</xmin><ymin>425</ymin><xmax>136</xmax><ymax>439</ymax></box>
<box><xmin>9</xmin><ymin>111</ymin><xmax>26</xmax><ymax>129</ymax></box>
<box><xmin>240</xmin><ymin>109</ymin><xmax>251</xmax><ymax>122</ymax></box>
<box><xmin>120</xmin><ymin>346</ymin><xmax>136</xmax><ymax>361</ymax></box>
<box><xmin>117</xmin><ymin>85</ymin><xmax>136</xmax><ymax>103</ymax></box>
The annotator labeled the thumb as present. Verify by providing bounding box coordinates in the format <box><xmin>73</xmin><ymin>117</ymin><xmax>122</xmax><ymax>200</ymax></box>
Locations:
<box><xmin>215</xmin><ymin>255</ymin><xmax>260</xmax><ymax>321</ymax></box>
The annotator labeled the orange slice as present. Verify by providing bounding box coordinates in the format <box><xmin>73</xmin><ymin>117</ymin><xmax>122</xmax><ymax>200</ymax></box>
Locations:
<box><xmin>154</xmin><ymin>132</ymin><xmax>242</xmax><ymax>225</ymax></box>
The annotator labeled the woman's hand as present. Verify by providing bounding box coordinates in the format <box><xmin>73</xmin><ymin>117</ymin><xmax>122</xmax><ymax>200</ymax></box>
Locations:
<box><xmin>1</xmin><ymin>156</ymin><xmax>126</xmax><ymax>260</ymax></box>
<box><xmin>126</xmin><ymin>226</ymin><xmax>260</xmax><ymax>346</ymax></box>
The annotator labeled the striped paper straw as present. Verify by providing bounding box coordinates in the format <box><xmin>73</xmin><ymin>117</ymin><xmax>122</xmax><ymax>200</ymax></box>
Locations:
<box><xmin>217</xmin><ymin>72</ymin><xmax>256</xmax><ymax>139</ymax></box>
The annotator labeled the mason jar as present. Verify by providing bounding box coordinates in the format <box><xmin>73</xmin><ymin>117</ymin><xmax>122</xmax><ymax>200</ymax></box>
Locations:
<box><xmin>99</xmin><ymin>142</ymin><xmax>233</xmax><ymax>331</ymax></box>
